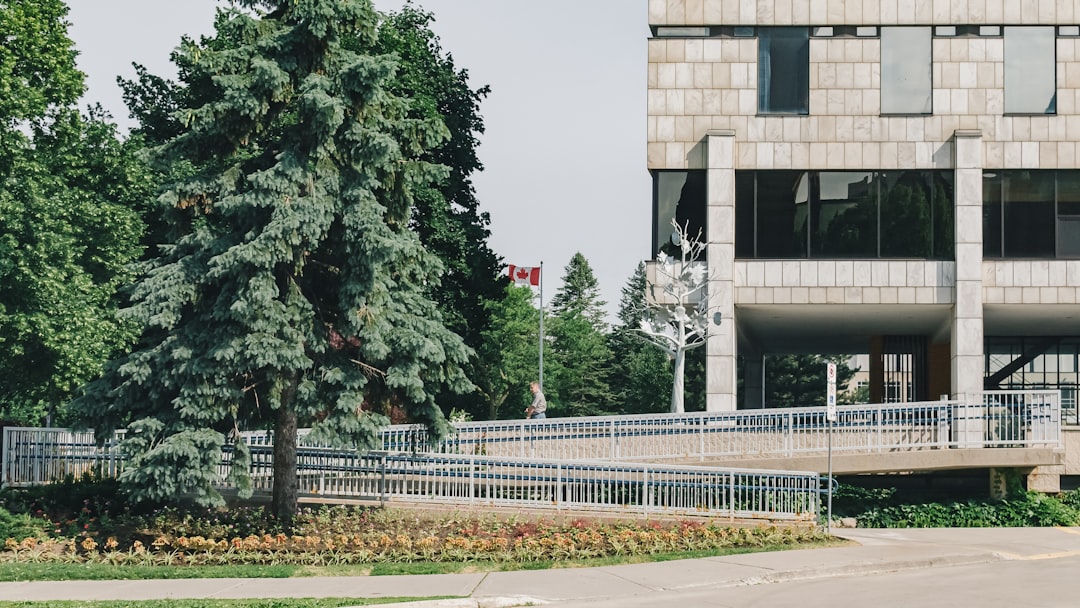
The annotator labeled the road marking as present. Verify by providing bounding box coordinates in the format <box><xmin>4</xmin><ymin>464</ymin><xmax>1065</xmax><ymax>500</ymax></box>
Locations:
<box><xmin>999</xmin><ymin>549</ymin><xmax>1080</xmax><ymax>561</ymax></box>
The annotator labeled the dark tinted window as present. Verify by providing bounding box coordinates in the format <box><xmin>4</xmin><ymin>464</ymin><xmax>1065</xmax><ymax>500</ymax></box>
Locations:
<box><xmin>757</xmin><ymin>28</ymin><xmax>809</xmax><ymax>114</ymax></box>
<box><xmin>814</xmin><ymin>172</ymin><xmax>877</xmax><ymax>257</ymax></box>
<box><xmin>653</xmin><ymin>171</ymin><xmax>706</xmax><ymax>258</ymax></box>
<box><xmin>1059</xmin><ymin>172</ymin><xmax>1080</xmax><ymax>257</ymax></box>
<box><xmin>1004</xmin><ymin>171</ymin><xmax>1055</xmax><ymax>257</ymax></box>
<box><xmin>736</xmin><ymin>170</ymin><xmax>954</xmax><ymax>259</ymax></box>
<box><xmin>756</xmin><ymin>171</ymin><xmax>809</xmax><ymax>257</ymax></box>
<box><xmin>984</xmin><ymin>170</ymin><xmax>1080</xmax><ymax>259</ymax></box>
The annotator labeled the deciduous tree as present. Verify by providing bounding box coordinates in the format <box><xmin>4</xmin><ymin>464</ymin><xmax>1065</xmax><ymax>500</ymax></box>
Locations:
<box><xmin>474</xmin><ymin>284</ymin><xmax>543</xmax><ymax>419</ymax></box>
<box><xmin>0</xmin><ymin>0</ymin><xmax>145</xmax><ymax>425</ymax></box>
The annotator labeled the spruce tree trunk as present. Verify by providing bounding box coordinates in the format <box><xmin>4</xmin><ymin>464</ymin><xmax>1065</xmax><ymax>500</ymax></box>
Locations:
<box><xmin>272</xmin><ymin>401</ymin><xmax>299</xmax><ymax>523</ymax></box>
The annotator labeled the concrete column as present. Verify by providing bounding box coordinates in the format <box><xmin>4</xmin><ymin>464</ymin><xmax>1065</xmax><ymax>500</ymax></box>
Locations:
<box><xmin>952</xmin><ymin>130</ymin><xmax>986</xmax><ymax>446</ymax></box>
<box><xmin>706</xmin><ymin>130</ymin><xmax>737</xmax><ymax>412</ymax></box>
<box><xmin>743</xmin><ymin>350</ymin><xmax>764</xmax><ymax>409</ymax></box>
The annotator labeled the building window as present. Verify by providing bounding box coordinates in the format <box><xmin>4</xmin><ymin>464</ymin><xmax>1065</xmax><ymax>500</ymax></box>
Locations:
<box><xmin>652</xmin><ymin>171</ymin><xmax>706</xmax><ymax>258</ymax></box>
<box><xmin>880</xmin><ymin>27</ymin><xmax>932</xmax><ymax>115</ymax></box>
<box><xmin>986</xmin><ymin>337</ymin><xmax>1080</xmax><ymax>425</ymax></box>
<box><xmin>757</xmin><ymin>27</ymin><xmax>809</xmax><ymax>115</ymax></box>
<box><xmin>1004</xmin><ymin>26</ymin><xmax>1057</xmax><ymax>114</ymax></box>
<box><xmin>984</xmin><ymin>170</ymin><xmax>1080</xmax><ymax>258</ymax></box>
<box><xmin>735</xmin><ymin>170</ymin><xmax>954</xmax><ymax>259</ymax></box>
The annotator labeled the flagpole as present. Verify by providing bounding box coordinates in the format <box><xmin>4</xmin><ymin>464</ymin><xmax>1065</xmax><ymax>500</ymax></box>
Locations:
<box><xmin>538</xmin><ymin>260</ymin><xmax>544</xmax><ymax>392</ymax></box>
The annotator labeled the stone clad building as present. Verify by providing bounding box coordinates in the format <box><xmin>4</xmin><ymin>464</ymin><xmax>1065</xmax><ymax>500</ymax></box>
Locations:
<box><xmin>648</xmin><ymin>0</ymin><xmax>1080</xmax><ymax>420</ymax></box>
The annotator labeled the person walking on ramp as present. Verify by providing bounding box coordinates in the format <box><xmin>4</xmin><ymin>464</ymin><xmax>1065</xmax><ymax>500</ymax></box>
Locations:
<box><xmin>525</xmin><ymin>381</ymin><xmax>547</xmax><ymax>419</ymax></box>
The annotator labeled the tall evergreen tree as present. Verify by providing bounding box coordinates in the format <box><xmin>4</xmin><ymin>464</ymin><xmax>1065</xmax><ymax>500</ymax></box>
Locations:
<box><xmin>0</xmin><ymin>0</ymin><xmax>146</xmax><ymax>425</ymax></box>
<box><xmin>120</xmin><ymin>5</ymin><xmax>504</xmax><ymax>418</ymax></box>
<box><xmin>547</xmin><ymin>253</ymin><xmax>613</xmax><ymax>416</ymax></box>
<box><xmin>608</xmin><ymin>263</ymin><xmax>673</xmax><ymax>414</ymax></box>
<box><xmin>72</xmin><ymin>0</ymin><xmax>471</xmax><ymax>521</ymax></box>
<box><xmin>550</xmin><ymin>252</ymin><xmax>608</xmax><ymax>328</ymax></box>
<box><xmin>764</xmin><ymin>354</ymin><xmax>857</xmax><ymax>408</ymax></box>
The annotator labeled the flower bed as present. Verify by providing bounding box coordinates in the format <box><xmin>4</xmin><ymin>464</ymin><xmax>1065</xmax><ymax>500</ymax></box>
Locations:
<box><xmin>2</xmin><ymin>505</ymin><xmax>828</xmax><ymax>566</ymax></box>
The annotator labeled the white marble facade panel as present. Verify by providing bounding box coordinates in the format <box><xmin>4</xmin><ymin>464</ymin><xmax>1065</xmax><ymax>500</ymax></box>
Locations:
<box><xmin>888</xmin><ymin>261</ymin><xmax>908</xmax><ymax>287</ymax></box>
<box><xmin>737</xmin><ymin>287</ymin><xmax>757</xmax><ymax>303</ymax></box>
<box><xmin>764</xmin><ymin>261</ymin><xmax>783</xmax><ymax>286</ymax></box>
<box><xmin>743</xmin><ymin>260</ymin><xmax>765</xmax><ymax>286</ymax></box>
<box><xmin>666</xmin><ymin>0</ymin><xmax>687</xmax><ymax>24</ymax></box>
<box><xmin>836</xmin><ymin>261</ymin><xmax>854</xmax><ymax>286</ymax></box>
<box><xmin>801</xmin><ymin>261</ymin><xmax>820</xmax><ymax>286</ymax></box>
<box><xmin>1051</xmin><ymin>262</ymin><xmax>1069</xmax><ymax>287</ymax></box>
<box><xmin>907</xmin><ymin>262</ymin><xmax>926</xmax><ymax>286</ymax></box>
<box><xmin>854</xmin><ymin>261</ymin><xmax>872</xmax><ymax>285</ymax></box>
<box><xmin>872</xmin><ymin>262</ymin><xmax>889</xmax><ymax>286</ymax></box>
<box><xmin>653</xmin><ymin>0</ymin><xmax>1079</xmax><ymax>25</ymax></box>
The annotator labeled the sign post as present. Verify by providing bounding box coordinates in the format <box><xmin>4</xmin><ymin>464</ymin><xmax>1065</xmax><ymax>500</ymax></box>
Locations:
<box><xmin>826</xmin><ymin>362</ymin><xmax>837</xmax><ymax>534</ymax></box>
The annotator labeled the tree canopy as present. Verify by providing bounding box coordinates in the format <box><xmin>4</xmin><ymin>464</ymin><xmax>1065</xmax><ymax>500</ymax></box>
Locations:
<box><xmin>0</xmin><ymin>0</ymin><xmax>146</xmax><ymax>426</ymax></box>
<box><xmin>72</xmin><ymin>0</ymin><xmax>472</xmax><ymax>520</ymax></box>
<box><xmin>547</xmin><ymin>253</ymin><xmax>613</xmax><ymax>416</ymax></box>
<box><xmin>764</xmin><ymin>354</ymin><xmax>857</xmax><ymax>408</ymax></box>
<box><xmin>607</xmin><ymin>263</ymin><xmax>673</xmax><ymax>414</ymax></box>
<box><xmin>474</xmin><ymin>283</ymin><xmax>542</xmax><ymax>420</ymax></box>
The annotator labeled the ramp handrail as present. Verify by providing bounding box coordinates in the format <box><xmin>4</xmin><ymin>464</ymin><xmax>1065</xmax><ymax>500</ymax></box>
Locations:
<box><xmin>375</xmin><ymin>395</ymin><xmax>1060</xmax><ymax>461</ymax></box>
<box><xmin>0</xmin><ymin>427</ymin><xmax>819</xmax><ymax>520</ymax></box>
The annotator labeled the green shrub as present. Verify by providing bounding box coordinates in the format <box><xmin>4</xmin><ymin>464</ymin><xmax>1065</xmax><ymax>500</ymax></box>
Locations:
<box><xmin>853</xmin><ymin>491</ymin><xmax>1080</xmax><ymax>528</ymax></box>
<box><xmin>831</xmin><ymin>484</ymin><xmax>895</xmax><ymax>516</ymax></box>
<box><xmin>0</xmin><ymin>507</ymin><xmax>51</xmax><ymax>541</ymax></box>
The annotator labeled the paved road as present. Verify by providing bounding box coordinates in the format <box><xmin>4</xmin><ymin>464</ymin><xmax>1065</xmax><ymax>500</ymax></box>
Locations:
<box><xmin>554</xmin><ymin>551</ymin><xmax>1080</xmax><ymax>608</ymax></box>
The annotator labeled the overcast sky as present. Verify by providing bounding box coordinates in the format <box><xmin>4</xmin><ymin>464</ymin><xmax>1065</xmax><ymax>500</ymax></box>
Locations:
<box><xmin>65</xmin><ymin>0</ymin><xmax>650</xmax><ymax>322</ymax></box>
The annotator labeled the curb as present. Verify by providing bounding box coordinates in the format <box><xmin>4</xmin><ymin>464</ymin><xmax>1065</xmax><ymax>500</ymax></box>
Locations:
<box><xmin>727</xmin><ymin>553</ymin><xmax>1006</xmax><ymax>588</ymax></box>
<box><xmin>343</xmin><ymin>597</ymin><xmax>548</xmax><ymax>608</ymax></box>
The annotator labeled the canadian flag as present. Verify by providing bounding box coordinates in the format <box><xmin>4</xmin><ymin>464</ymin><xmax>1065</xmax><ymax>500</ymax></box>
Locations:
<box><xmin>507</xmin><ymin>265</ymin><xmax>540</xmax><ymax>286</ymax></box>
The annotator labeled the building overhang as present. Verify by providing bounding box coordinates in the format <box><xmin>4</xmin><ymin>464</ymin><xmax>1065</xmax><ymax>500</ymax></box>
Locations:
<box><xmin>737</xmin><ymin>303</ymin><xmax>953</xmax><ymax>354</ymax></box>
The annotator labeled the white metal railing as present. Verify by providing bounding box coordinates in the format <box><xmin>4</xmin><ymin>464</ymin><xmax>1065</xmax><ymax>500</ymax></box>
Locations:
<box><xmin>284</xmin><ymin>449</ymin><xmax>820</xmax><ymax>521</ymax></box>
<box><xmin>375</xmin><ymin>396</ymin><xmax>1061</xmax><ymax>462</ymax></box>
<box><xmin>2</xmin><ymin>392</ymin><xmax>1061</xmax><ymax>509</ymax></box>
<box><xmin>1</xmin><ymin>428</ymin><xmax>124</xmax><ymax>487</ymax></box>
<box><xmin>981</xmin><ymin>390</ymin><xmax>1061</xmax><ymax>447</ymax></box>
<box><xmin>0</xmin><ymin>428</ymin><xmax>819</xmax><ymax>520</ymax></box>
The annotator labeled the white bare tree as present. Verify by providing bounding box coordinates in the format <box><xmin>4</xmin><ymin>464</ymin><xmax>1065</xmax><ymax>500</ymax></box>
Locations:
<box><xmin>637</xmin><ymin>220</ymin><xmax>713</xmax><ymax>413</ymax></box>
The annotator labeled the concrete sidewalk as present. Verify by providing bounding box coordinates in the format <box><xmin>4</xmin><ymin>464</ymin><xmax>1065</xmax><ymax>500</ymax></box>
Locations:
<box><xmin>2</xmin><ymin>527</ymin><xmax>1080</xmax><ymax>606</ymax></box>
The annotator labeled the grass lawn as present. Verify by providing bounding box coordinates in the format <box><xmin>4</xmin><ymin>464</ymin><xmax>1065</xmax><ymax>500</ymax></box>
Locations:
<box><xmin>0</xmin><ymin>538</ymin><xmax>845</xmax><ymax>582</ymax></box>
